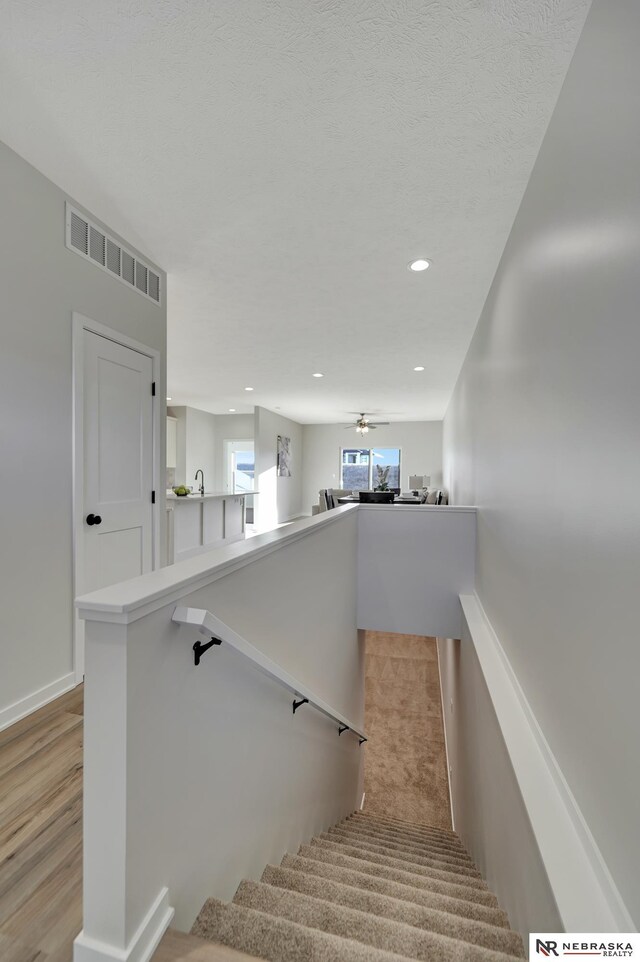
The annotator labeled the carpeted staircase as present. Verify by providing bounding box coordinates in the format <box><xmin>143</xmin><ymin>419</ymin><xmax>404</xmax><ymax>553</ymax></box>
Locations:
<box><xmin>191</xmin><ymin>810</ymin><xmax>525</xmax><ymax>961</ymax></box>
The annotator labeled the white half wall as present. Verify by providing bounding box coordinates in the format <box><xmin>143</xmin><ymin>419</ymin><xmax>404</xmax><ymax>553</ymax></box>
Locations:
<box><xmin>0</xmin><ymin>140</ymin><xmax>166</xmax><ymax>729</ymax></box>
<box><xmin>438</xmin><ymin>628</ymin><xmax>563</xmax><ymax>943</ymax></box>
<box><xmin>443</xmin><ymin>0</ymin><xmax>640</xmax><ymax>925</ymax></box>
<box><xmin>302</xmin><ymin>420</ymin><xmax>443</xmax><ymax>515</ymax></box>
<box><xmin>77</xmin><ymin>510</ymin><xmax>364</xmax><ymax>960</ymax></box>
<box><xmin>357</xmin><ymin>505</ymin><xmax>475</xmax><ymax>638</ymax></box>
<box><xmin>254</xmin><ymin>405</ymin><xmax>303</xmax><ymax>528</ymax></box>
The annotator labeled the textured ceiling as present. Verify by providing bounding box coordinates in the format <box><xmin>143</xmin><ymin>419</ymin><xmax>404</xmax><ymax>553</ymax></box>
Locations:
<box><xmin>0</xmin><ymin>0</ymin><xmax>591</xmax><ymax>422</ymax></box>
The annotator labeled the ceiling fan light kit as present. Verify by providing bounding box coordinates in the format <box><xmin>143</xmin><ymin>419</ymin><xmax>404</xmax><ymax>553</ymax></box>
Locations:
<box><xmin>345</xmin><ymin>413</ymin><xmax>391</xmax><ymax>436</ymax></box>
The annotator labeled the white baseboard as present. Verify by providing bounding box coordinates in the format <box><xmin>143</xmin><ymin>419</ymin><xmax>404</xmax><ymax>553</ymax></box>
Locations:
<box><xmin>0</xmin><ymin>672</ymin><xmax>76</xmax><ymax>732</ymax></box>
<box><xmin>74</xmin><ymin>888</ymin><xmax>174</xmax><ymax>962</ymax></box>
<box><xmin>460</xmin><ymin>592</ymin><xmax>634</xmax><ymax>931</ymax></box>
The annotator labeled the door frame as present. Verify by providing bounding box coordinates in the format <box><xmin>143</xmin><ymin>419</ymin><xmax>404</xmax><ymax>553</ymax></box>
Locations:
<box><xmin>72</xmin><ymin>312</ymin><xmax>162</xmax><ymax>683</ymax></box>
<box><xmin>223</xmin><ymin>438</ymin><xmax>255</xmax><ymax>493</ymax></box>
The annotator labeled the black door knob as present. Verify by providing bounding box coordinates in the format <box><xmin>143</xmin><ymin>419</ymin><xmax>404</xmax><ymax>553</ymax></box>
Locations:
<box><xmin>86</xmin><ymin>514</ymin><xmax>102</xmax><ymax>526</ymax></box>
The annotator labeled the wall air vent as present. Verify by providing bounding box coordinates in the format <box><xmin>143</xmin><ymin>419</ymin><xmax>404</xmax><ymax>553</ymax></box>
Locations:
<box><xmin>65</xmin><ymin>203</ymin><xmax>162</xmax><ymax>306</ymax></box>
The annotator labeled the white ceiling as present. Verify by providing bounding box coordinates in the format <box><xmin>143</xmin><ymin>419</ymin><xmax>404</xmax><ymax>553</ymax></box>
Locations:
<box><xmin>0</xmin><ymin>0</ymin><xmax>591</xmax><ymax>423</ymax></box>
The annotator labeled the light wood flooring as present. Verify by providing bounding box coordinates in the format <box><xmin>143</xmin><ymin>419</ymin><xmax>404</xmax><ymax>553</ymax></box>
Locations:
<box><xmin>0</xmin><ymin>684</ymin><xmax>84</xmax><ymax>962</ymax></box>
<box><xmin>362</xmin><ymin>630</ymin><xmax>452</xmax><ymax>829</ymax></box>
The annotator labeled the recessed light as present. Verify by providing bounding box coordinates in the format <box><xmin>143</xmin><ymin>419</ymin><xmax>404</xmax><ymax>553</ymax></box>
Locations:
<box><xmin>312</xmin><ymin>372</ymin><xmax>324</xmax><ymax>378</ymax></box>
<box><xmin>228</xmin><ymin>408</ymin><xmax>236</xmax><ymax>412</ymax></box>
<box><xmin>408</xmin><ymin>258</ymin><xmax>431</xmax><ymax>272</ymax></box>
<box><xmin>413</xmin><ymin>366</ymin><xmax>425</xmax><ymax>372</ymax></box>
<box><xmin>166</xmin><ymin>396</ymin><xmax>172</xmax><ymax>401</ymax></box>
<box><xmin>244</xmin><ymin>387</ymin><xmax>254</xmax><ymax>392</ymax></box>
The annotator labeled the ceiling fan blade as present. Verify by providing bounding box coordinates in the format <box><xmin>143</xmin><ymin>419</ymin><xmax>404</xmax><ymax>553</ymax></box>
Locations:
<box><xmin>368</xmin><ymin>421</ymin><xmax>389</xmax><ymax>426</ymax></box>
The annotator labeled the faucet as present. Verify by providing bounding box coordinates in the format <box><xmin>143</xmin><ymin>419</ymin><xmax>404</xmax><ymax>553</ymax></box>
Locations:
<box><xmin>194</xmin><ymin>469</ymin><xmax>205</xmax><ymax>496</ymax></box>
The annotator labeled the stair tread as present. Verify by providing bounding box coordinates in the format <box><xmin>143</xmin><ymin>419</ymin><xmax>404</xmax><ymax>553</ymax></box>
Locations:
<box><xmin>261</xmin><ymin>864</ymin><xmax>524</xmax><ymax>957</ymax></box>
<box><xmin>339</xmin><ymin>822</ymin><xmax>473</xmax><ymax>860</ymax></box>
<box><xmin>356</xmin><ymin>812</ymin><xmax>460</xmax><ymax>839</ymax></box>
<box><xmin>153</xmin><ymin>928</ymin><xmax>263</xmax><ymax>962</ymax></box>
<box><xmin>297</xmin><ymin>844</ymin><xmax>500</xmax><ymax>908</ymax></box>
<box><xmin>349</xmin><ymin>814</ymin><xmax>465</xmax><ymax>848</ymax></box>
<box><xmin>193</xmin><ymin>897</ymin><xmax>419</xmax><ymax>962</ymax></box>
<box><xmin>280</xmin><ymin>854</ymin><xmax>510</xmax><ymax>928</ymax></box>
<box><xmin>232</xmin><ymin>879</ymin><xmax>524</xmax><ymax>962</ymax></box>
<box><xmin>310</xmin><ymin>838</ymin><xmax>489</xmax><ymax>891</ymax></box>
<box><xmin>327</xmin><ymin>828</ymin><xmax>479</xmax><ymax>872</ymax></box>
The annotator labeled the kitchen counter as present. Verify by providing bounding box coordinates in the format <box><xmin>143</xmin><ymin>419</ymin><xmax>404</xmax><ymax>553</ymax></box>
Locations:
<box><xmin>167</xmin><ymin>490</ymin><xmax>258</xmax><ymax>501</ymax></box>
<box><xmin>165</xmin><ymin>491</ymin><xmax>256</xmax><ymax>564</ymax></box>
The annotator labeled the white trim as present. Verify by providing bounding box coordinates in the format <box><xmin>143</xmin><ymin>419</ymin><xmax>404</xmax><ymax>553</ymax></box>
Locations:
<box><xmin>73</xmin><ymin>887</ymin><xmax>174</xmax><ymax>962</ymax></box>
<box><xmin>435</xmin><ymin>638</ymin><xmax>456</xmax><ymax>832</ymax></box>
<box><xmin>72</xmin><ymin>313</ymin><xmax>162</xmax><ymax>680</ymax></box>
<box><xmin>357</xmin><ymin>504</ymin><xmax>476</xmax><ymax>513</ymax></box>
<box><xmin>76</xmin><ymin>505</ymin><xmax>357</xmax><ymax>624</ymax></box>
<box><xmin>460</xmin><ymin>592</ymin><xmax>634</xmax><ymax>931</ymax></box>
<box><xmin>0</xmin><ymin>673</ymin><xmax>76</xmax><ymax>733</ymax></box>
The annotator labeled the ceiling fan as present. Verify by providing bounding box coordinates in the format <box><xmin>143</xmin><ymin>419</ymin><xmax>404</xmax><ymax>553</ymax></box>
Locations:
<box><xmin>344</xmin><ymin>413</ymin><xmax>390</xmax><ymax>436</ymax></box>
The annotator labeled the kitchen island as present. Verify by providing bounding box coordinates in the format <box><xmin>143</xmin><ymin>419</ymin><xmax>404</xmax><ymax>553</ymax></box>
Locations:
<box><xmin>166</xmin><ymin>492</ymin><xmax>252</xmax><ymax>564</ymax></box>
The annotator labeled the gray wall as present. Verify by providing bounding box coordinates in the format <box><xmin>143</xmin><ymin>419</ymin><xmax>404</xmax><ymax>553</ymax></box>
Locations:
<box><xmin>170</xmin><ymin>406</ymin><xmax>216</xmax><ymax>488</ymax></box>
<box><xmin>0</xmin><ymin>141</ymin><xmax>166</xmax><ymax>725</ymax></box>
<box><xmin>169</xmin><ymin>409</ymin><xmax>255</xmax><ymax>493</ymax></box>
<box><xmin>302</xmin><ymin>420</ymin><xmax>443</xmax><ymax>515</ymax></box>
<box><xmin>254</xmin><ymin>406</ymin><xmax>303</xmax><ymax>527</ymax></box>
<box><xmin>443</xmin><ymin>0</ymin><xmax>640</xmax><ymax>924</ymax></box>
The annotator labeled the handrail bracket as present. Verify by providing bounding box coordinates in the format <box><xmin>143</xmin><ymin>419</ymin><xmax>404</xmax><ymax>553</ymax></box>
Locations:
<box><xmin>292</xmin><ymin>697</ymin><xmax>309</xmax><ymax>714</ymax></box>
<box><xmin>193</xmin><ymin>636</ymin><xmax>222</xmax><ymax>666</ymax></box>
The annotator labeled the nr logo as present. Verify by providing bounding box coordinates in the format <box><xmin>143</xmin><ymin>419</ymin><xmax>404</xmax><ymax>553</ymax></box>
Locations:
<box><xmin>536</xmin><ymin>941</ymin><xmax>559</xmax><ymax>957</ymax></box>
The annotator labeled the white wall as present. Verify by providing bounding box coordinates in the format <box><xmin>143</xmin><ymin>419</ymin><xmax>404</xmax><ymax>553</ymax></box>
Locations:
<box><xmin>254</xmin><ymin>405</ymin><xmax>303</xmax><ymax>528</ymax></box>
<box><xmin>357</xmin><ymin>506</ymin><xmax>475</xmax><ymax>638</ymax></box>
<box><xmin>0</xmin><ymin>140</ymin><xmax>166</xmax><ymax>730</ymax></box>
<box><xmin>438</xmin><ymin>632</ymin><xmax>562</xmax><ymax>942</ymax></box>
<box><xmin>185</xmin><ymin>407</ymin><xmax>216</xmax><ymax>488</ymax></box>
<box><xmin>78</xmin><ymin>511</ymin><xmax>363</xmax><ymax>959</ymax></box>
<box><xmin>302</xmin><ymin>420</ymin><xmax>443</xmax><ymax>515</ymax></box>
<box><xmin>443</xmin><ymin>0</ymin><xmax>640</xmax><ymax>925</ymax></box>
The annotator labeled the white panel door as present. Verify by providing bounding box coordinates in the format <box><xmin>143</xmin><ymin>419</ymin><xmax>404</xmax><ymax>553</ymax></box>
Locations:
<box><xmin>83</xmin><ymin>330</ymin><xmax>154</xmax><ymax>594</ymax></box>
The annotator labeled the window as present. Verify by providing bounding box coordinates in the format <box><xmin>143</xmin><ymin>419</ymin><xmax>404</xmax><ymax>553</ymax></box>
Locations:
<box><xmin>340</xmin><ymin>447</ymin><xmax>401</xmax><ymax>491</ymax></box>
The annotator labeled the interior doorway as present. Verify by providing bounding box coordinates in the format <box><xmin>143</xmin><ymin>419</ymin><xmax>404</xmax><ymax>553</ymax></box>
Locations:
<box><xmin>224</xmin><ymin>439</ymin><xmax>255</xmax><ymax>525</ymax></box>
<box><xmin>224</xmin><ymin>439</ymin><xmax>255</xmax><ymax>494</ymax></box>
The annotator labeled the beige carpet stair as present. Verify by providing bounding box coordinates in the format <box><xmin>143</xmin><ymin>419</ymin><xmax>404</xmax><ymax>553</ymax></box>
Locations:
<box><xmin>191</xmin><ymin>812</ymin><xmax>525</xmax><ymax>961</ymax></box>
<box><xmin>295</xmin><ymin>843</ymin><xmax>500</xmax><ymax>907</ymax></box>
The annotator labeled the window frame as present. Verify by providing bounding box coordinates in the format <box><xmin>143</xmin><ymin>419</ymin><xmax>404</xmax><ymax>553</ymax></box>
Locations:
<box><xmin>339</xmin><ymin>445</ymin><xmax>402</xmax><ymax>491</ymax></box>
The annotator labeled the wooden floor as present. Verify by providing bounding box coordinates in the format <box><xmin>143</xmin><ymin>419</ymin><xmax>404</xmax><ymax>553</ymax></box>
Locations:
<box><xmin>362</xmin><ymin>631</ymin><xmax>452</xmax><ymax>829</ymax></box>
<box><xmin>0</xmin><ymin>685</ymin><xmax>84</xmax><ymax>962</ymax></box>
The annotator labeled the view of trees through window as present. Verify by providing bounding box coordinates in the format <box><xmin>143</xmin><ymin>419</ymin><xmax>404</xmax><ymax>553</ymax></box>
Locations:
<box><xmin>340</xmin><ymin>447</ymin><xmax>401</xmax><ymax>491</ymax></box>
